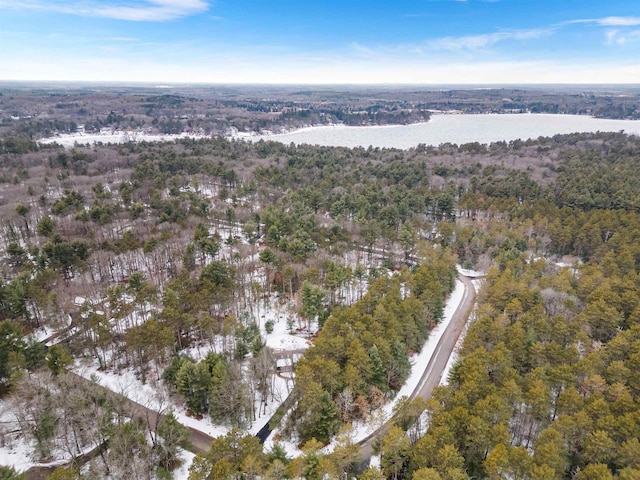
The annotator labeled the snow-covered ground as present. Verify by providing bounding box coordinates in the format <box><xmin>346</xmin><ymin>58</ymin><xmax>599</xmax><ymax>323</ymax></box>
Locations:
<box><xmin>173</xmin><ymin>449</ymin><xmax>196</xmax><ymax>480</ymax></box>
<box><xmin>39</xmin><ymin>131</ymin><xmax>210</xmax><ymax>148</ymax></box>
<box><xmin>0</xmin><ymin>270</ymin><xmax>473</xmax><ymax>474</ymax></box>
<box><xmin>456</xmin><ymin>265</ymin><xmax>486</xmax><ymax>277</ymax></box>
<box><xmin>39</xmin><ymin>122</ymin><xmax>356</xmax><ymax>149</ymax></box>
<box><xmin>68</xmin><ymin>268</ymin><xmax>318</xmax><ymax>438</ymax></box>
<box><xmin>0</xmin><ymin>377</ymin><xmax>198</xmax><ymax>478</ymax></box>
<box><xmin>30</xmin><ymin>324</ymin><xmax>56</xmax><ymax>343</ymax></box>
<box><xmin>0</xmin><ymin>401</ymin><xmax>37</xmax><ymax>473</ymax></box>
<box><xmin>73</xmin><ymin>341</ymin><xmax>297</xmax><ymax>440</ymax></box>
<box><xmin>73</xmin><ymin>300</ymin><xmax>309</xmax><ymax>437</ymax></box>
<box><xmin>2</xmin><ymin>216</ymin><xmax>403</xmax><ymax>473</ymax></box>
<box><xmin>3</xmin><ymin>264</ymin><xmax>316</xmax><ymax>475</ymax></box>
<box><xmin>0</xmin><ymin>397</ymin><xmax>84</xmax><ymax>474</ymax></box>
<box><xmin>45</xmin><ymin>228</ymin><xmax>376</xmax><ymax>454</ymax></box>
<box><xmin>265</xmin><ymin>278</ymin><xmax>467</xmax><ymax>456</ymax></box>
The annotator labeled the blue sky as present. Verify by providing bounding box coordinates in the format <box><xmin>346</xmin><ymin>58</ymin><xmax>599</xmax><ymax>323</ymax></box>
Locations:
<box><xmin>1</xmin><ymin>0</ymin><xmax>639</xmax><ymax>84</ymax></box>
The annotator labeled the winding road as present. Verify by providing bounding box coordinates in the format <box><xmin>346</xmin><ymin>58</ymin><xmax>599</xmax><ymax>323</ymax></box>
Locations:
<box><xmin>92</xmin><ymin>274</ymin><xmax>476</xmax><ymax>461</ymax></box>
<box><xmin>356</xmin><ymin>274</ymin><xmax>476</xmax><ymax>461</ymax></box>
<box><xmin>44</xmin><ymin>273</ymin><xmax>475</xmax><ymax>474</ymax></box>
<box><xmin>63</xmin><ymin>371</ymin><xmax>213</xmax><ymax>454</ymax></box>
<box><xmin>25</xmin><ymin>373</ymin><xmax>214</xmax><ymax>480</ymax></box>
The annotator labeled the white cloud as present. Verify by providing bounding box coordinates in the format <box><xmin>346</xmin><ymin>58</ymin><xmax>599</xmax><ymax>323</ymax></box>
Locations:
<box><xmin>605</xmin><ymin>29</ymin><xmax>640</xmax><ymax>46</ymax></box>
<box><xmin>559</xmin><ymin>16</ymin><xmax>640</xmax><ymax>47</ymax></box>
<box><xmin>94</xmin><ymin>0</ymin><xmax>209</xmax><ymax>21</ymax></box>
<box><xmin>596</xmin><ymin>16</ymin><xmax>640</xmax><ymax>27</ymax></box>
<box><xmin>426</xmin><ymin>28</ymin><xmax>552</xmax><ymax>51</ymax></box>
<box><xmin>606</xmin><ymin>30</ymin><xmax>620</xmax><ymax>45</ymax></box>
<box><xmin>0</xmin><ymin>0</ymin><xmax>209</xmax><ymax>21</ymax></box>
<box><xmin>563</xmin><ymin>16</ymin><xmax>640</xmax><ymax>27</ymax></box>
<box><xmin>3</xmin><ymin>43</ymin><xmax>639</xmax><ymax>85</ymax></box>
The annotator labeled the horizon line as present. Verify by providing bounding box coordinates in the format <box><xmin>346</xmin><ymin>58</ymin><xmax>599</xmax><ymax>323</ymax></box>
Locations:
<box><xmin>1</xmin><ymin>80</ymin><xmax>640</xmax><ymax>88</ymax></box>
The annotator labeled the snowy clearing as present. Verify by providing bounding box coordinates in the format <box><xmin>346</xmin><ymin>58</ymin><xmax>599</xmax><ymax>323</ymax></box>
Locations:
<box><xmin>39</xmin><ymin>131</ymin><xmax>210</xmax><ymax>148</ymax></box>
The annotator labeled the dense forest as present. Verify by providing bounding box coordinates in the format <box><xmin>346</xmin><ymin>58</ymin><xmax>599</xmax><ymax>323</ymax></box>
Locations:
<box><xmin>2</xmin><ymin>124</ymin><xmax>640</xmax><ymax>479</ymax></box>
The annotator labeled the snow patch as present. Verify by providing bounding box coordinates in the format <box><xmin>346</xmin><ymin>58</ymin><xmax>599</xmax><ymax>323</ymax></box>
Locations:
<box><xmin>267</xmin><ymin>278</ymin><xmax>467</xmax><ymax>455</ymax></box>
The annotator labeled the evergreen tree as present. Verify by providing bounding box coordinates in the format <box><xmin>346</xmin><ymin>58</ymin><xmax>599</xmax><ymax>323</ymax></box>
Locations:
<box><xmin>155</xmin><ymin>412</ymin><xmax>191</xmax><ymax>470</ymax></box>
<box><xmin>176</xmin><ymin>361</ymin><xmax>211</xmax><ymax>416</ymax></box>
<box><xmin>369</xmin><ymin>345</ymin><xmax>387</xmax><ymax>390</ymax></box>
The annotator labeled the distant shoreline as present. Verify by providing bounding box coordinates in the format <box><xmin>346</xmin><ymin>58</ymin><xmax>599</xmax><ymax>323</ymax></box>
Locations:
<box><xmin>240</xmin><ymin>113</ymin><xmax>640</xmax><ymax>150</ymax></box>
<box><xmin>37</xmin><ymin>112</ymin><xmax>640</xmax><ymax>149</ymax></box>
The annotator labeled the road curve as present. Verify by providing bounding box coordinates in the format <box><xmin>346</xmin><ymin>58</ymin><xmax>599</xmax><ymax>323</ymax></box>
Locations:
<box><xmin>58</xmin><ymin>275</ymin><xmax>476</xmax><ymax>464</ymax></box>
<box><xmin>65</xmin><ymin>371</ymin><xmax>213</xmax><ymax>454</ymax></box>
<box><xmin>357</xmin><ymin>274</ymin><xmax>476</xmax><ymax>461</ymax></box>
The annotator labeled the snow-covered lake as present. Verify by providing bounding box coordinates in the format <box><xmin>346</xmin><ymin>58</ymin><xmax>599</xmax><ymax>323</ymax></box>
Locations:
<box><xmin>250</xmin><ymin>113</ymin><xmax>640</xmax><ymax>149</ymax></box>
<box><xmin>41</xmin><ymin>114</ymin><xmax>640</xmax><ymax>150</ymax></box>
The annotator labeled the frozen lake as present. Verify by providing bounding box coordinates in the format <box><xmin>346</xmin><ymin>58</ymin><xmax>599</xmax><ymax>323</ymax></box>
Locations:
<box><xmin>40</xmin><ymin>113</ymin><xmax>640</xmax><ymax>150</ymax></box>
<box><xmin>250</xmin><ymin>113</ymin><xmax>640</xmax><ymax>149</ymax></box>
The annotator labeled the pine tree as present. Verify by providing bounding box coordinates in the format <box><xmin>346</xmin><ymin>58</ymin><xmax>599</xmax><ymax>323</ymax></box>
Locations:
<box><xmin>176</xmin><ymin>361</ymin><xmax>211</xmax><ymax>416</ymax></box>
<box><xmin>154</xmin><ymin>412</ymin><xmax>191</xmax><ymax>470</ymax></box>
<box><xmin>369</xmin><ymin>345</ymin><xmax>387</xmax><ymax>390</ymax></box>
